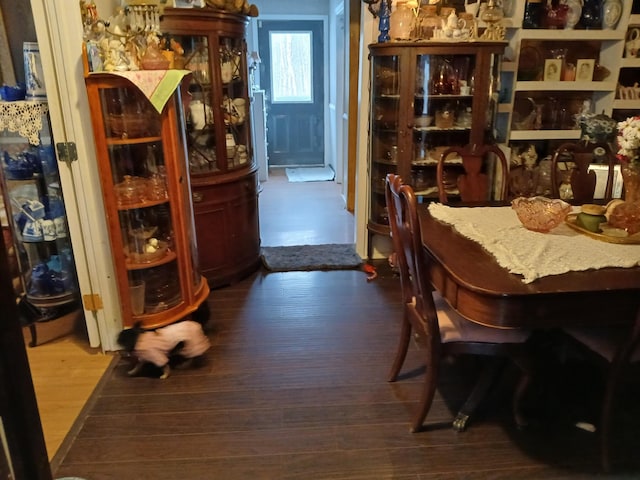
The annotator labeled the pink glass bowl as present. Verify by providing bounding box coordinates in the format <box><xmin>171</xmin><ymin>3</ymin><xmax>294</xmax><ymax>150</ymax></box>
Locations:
<box><xmin>512</xmin><ymin>196</ymin><xmax>572</xmax><ymax>233</ymax></box>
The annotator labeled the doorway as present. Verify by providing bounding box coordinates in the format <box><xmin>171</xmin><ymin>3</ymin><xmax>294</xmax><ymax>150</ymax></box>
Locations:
<box><xmin>257</xmin><ymin>19</ymin><xmax>325</xmax><ymax>167</ymax></box>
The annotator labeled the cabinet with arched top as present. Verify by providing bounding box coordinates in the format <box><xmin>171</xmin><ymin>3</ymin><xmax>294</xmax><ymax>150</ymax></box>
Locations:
<box><xmin>161</xmin><ymin>7</ymin><xmax>261</xmax><ymax>288</ymax></box>
<box><xmin>84</xmin><ymin>71</ymin><xmax>209</xmax><ymax>329</ymax></box>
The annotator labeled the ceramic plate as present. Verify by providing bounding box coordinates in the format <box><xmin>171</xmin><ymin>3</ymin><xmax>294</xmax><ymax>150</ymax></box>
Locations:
<box><xmin>518</xmin><ymin>46</ymin><xmax>543</xmax><ymax>81</ymax></box>
<box><xmin>565</xmin><ymin>214</ymin><xmax>640</xmax><ymax>244</ymax></box>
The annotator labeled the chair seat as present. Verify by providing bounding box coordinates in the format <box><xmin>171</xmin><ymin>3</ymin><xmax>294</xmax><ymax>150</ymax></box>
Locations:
<box><xmin>564</xmin><ymin>327</ymin><xmax>640</xmax><ymax>364</ymax></box>
<box><xmin>435</xmin><ymin>293</ymin><xmax>531</xmax><ymax>344</ymax></box>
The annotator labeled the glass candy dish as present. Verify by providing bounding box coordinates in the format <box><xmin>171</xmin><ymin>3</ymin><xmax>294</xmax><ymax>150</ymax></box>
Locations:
<box><xmin>512</xmin><ymin>196</ymin><xmax>571</xmax><ymax>233</ymax></box>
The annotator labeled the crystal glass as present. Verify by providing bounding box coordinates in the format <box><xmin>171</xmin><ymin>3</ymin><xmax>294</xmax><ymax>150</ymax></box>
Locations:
<box><xmin>512</xmin><ymin>196</ymin><xmax>572</xmax><ymax>233</ymax></box>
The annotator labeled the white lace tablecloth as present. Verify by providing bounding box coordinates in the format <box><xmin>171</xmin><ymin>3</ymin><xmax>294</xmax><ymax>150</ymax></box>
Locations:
<box><xmin>428</xmin><ymin>203</ymin><xmax>640</xmax><ymax>283</ymax></box>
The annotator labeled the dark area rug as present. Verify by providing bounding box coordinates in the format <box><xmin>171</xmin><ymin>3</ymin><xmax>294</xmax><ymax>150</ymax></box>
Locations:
<box><xmin>261</xmin><ymin>243</ymin><xmax>362</xmax><ymax>272</ymax></box>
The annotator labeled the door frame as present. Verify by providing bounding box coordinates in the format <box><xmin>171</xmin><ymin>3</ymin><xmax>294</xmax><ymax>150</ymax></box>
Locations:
<box><xmin>30</xmin><ymin>0</ymin><xmax>123</xmax><ymax>351</ymax></box>
<box><xmin>250</xmin><ymin>14</ymin><xmax>330</xmax><ymax>171</ymax></box>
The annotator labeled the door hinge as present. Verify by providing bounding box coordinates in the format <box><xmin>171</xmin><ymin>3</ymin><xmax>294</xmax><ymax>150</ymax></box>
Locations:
<box><xmin>56</xmin><ymin>142</ymin><xmax>78</xmax><ymax>162</ymax></box>
<box><xmin>83</xmin><ymin>293</ymin><xmax>104</xmax><ymax>311</ymax></box>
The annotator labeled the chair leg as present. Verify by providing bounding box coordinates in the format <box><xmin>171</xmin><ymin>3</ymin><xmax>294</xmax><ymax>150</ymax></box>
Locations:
<box><xmin>600</xmin><ymin>360</ymin><xmax>626</xmax><ymax>473</ymax></box>
<box><xmin>411</xmin><ymin>351</ymin><xmax>440</xmax><ymax>433</ymax></box>
<box><xmin>388</xmin><ymin>311</ymin><xmax>411</xmax><ymax>382</ymax></box>
<box><xmin>511</xmin><ymin>369</ymin><xmax>532</xmax><ymax>430</ymax></box>
<box><xmin>511</xmin><ymin>354</ymin><xmax>534</xmax><ymax>430</ymax></box>
<box><xmin>454</xmin><ymin>356</ymin><xmax>505</xmax><ymax>432</ymax></box>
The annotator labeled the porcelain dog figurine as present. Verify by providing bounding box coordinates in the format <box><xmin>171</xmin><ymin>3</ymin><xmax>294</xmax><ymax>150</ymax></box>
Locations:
<box><xmin>117</xmin><ymin>320</ymin><xmax>211</xmax><ymax>379</ymax></box>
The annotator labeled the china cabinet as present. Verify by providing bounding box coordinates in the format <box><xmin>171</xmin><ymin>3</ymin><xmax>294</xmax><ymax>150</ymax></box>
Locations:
<box><xmin>367</xmin><ymin>40</ymin><xmax>506</xmax><ymax>243</ymax></box>
<box><xmin>0</xmin><ymin>101</ymin><xmax>80</xmax><ymax>345</ymax></box>
<box><xmin>160</xmin><ymin>8</ymin><xmax>261</xmax><ymax>289</ymax></box>
<box><xmin>84</xmin><ymin>71</ymin><xmax>209</xmax><ymax>329</ymax></box>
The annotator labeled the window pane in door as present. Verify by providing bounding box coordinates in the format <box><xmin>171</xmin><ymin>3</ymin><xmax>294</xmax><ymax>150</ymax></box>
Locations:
<box><xmin>269</xmin><ymin>31</ymin><xmax>313</xmax><ymax>103</ymax></box>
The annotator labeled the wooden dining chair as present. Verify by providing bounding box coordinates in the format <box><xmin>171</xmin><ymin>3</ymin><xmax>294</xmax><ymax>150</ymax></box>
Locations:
<box><xmin>549</xmin><ymin>141</ymin><xmax>618</xmax><ymax>204</ymax></box>
<box><xmin>562</xmin><ymin>309</ymin><xmax>640</xmax><ymax>472</ymax></box>
<box><xmin>385</xmin><ymin>173</ymin><xmax>532</xmax><ymax>432</ymax></box>
<box><xmin>436</xmin><ymin>144</ymin><xmax>509</xmax><ymax>203</ymax></box>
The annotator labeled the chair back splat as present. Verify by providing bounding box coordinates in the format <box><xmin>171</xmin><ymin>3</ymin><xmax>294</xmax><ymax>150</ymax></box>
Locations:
<box><xmin>437</xmin><ymin>144</ymin><xmax>509</xmax><ymax>204</ymax></box>
<box><xmin>385</xmin><ymin>173</ymin><xmax>532</xmax><ymax>433</ymax></box>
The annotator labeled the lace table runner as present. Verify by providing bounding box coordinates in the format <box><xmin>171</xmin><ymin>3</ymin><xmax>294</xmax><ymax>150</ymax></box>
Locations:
<box><xmin>428</xmin><ymin>203</ymin><xmax>640</xmax><ymax>283</ymax></box>
<box><xmin>0</xmin><ymin>101</ymin><xmax>48</xmax><ymax>145</ymax></box>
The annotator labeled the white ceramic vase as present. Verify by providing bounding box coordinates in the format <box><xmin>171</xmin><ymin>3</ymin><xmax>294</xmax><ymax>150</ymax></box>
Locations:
<box><xmin>602</xmin><ymin>0</ymin><xmax>623</xmax><ymax>30</ymax></box>
<box><xmin>464</xmin><ymin>0</ymin><xmax>480</xmax><ymax>17</ymax></box>
<box><xmin>562</xmin><ymin>0</ymin><xmax>582</xmax><ymax>30</ymax></box>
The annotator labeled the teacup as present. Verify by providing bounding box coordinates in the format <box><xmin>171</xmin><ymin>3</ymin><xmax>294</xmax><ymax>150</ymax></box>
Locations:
<box><xmin>626</xmin><ymin>28</ymin><xmax>640</xmax><ymax>58</ymax></box>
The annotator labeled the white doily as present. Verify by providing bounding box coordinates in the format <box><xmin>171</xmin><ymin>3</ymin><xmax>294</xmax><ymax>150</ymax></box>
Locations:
<box><xmin>0</xmin><ymin>101</ymin><xmax>49</xmax><ymax>145</ymax></box>
<box><xmin>428</xmin><ymin>203</ymin><xmax>640</xmax><ymax>283</ymax></box>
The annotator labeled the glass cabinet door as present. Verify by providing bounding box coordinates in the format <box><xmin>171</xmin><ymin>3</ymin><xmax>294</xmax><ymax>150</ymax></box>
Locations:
<box><xmin>0</xmin><ymin>106</ymin><xmax>79</xmax><ymax>321</ymax></box>
<box><xmin>369</xmin><ymin>54</ymin><xmax>400</xmax><ymax>231</ymax></box>
<box><xmin>172</xmin><ymin>32</ymin><xmax>251</xmax><ymax>174</ymax></box>
<box><xmin>367</xmin><ymin>42</ymin><xmax>504</xmax><ymax>238</ymax></box>
<box><xmin>99</xmin><ymin>85</ymin><xmax>183</xmax><ymax>316</ymax></box>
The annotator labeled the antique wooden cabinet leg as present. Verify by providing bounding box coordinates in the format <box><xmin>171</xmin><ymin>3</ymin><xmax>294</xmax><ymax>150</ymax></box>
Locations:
<box><xmin>27</xmin><ymin>323</ymin><xmax>37</xmax><ymax>348</ymax></box>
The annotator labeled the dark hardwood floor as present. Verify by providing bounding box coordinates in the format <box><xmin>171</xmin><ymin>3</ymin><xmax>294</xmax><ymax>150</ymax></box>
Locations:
<box><xmin>51</xmin><ymin>174</ymin><xmax>640</xmax><ymax>479</ymax></box>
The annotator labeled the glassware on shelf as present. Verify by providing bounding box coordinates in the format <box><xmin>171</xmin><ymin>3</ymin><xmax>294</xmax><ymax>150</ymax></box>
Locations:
<box><xmin>523</xmin><ymin>0</ymin><xmax>544</xmax><ymax>29</ymax></box>
<box><xmin>435</xmin><ymin>103</ymin><xmax>455</xmax><ymax>128</ymax></box>
<box><xmin>389</xmin><ymin>0</ymin><xmax>415</xmax><ymax>40</ymax></box>
<box><xmin>580</xmin><ymin>0</ymin><xmax>602</xmax><ymax>30</ymax></box>
<box><xmin>456</xmin><ymin>107</ymin><xmax>472</xmax><ymax>128</ymax></box>
<box><xmin>189</xmin><ymin>42</ymin><xmax>210</xmax><ymax>85</ymax></box>
<box><xmin>431</xmin><ymin>58</ymin><xmax>457</xmax><ymax>95</ymax></box>
<box><xmin>542</xmin><ymin>1</ymin><xmax>568</xmax><ymax>29</ymax></box>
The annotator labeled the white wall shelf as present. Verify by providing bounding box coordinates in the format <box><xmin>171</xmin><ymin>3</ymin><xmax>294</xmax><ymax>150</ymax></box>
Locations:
<box><xmin>613</xmin><ymin>100</ymin><xmax>640</xmax><ymax>109</ymax></box>
<box><xmin>515</xmin><ymin>81</ymin><xmax>618</xmax><ymax>92</ymax></box>
<box><xmin>510</xmin><ymin>130</ymin><xmax>581</xmax><ymax>141</ymax></box>
<box><xmin>496</xmin><ymin>0</ymin><xmax>639</xmax><ymax>159</ymax></box>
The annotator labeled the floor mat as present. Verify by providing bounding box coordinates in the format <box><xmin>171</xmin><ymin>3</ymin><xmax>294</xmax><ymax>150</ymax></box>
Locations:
<box><xmin>261</xmin><ymin>243</ymin><xmax>362</xmax><ymax>272</ymax></box>
<box><xmin>285</xmin><ymin>166</ymin><xmax>335</xmax><ymax>182</ymax></box>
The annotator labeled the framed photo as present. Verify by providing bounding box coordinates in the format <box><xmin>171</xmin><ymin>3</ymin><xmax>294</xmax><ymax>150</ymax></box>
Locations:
<box><xmin>543</xmin><ymin>59</ymin><xmax>562</xmax><ymax>81</ymax></box>
<box><xmin>576</xmin><ymin>59</ymin><xmax>595</xmax><ymax>81</ymax></box>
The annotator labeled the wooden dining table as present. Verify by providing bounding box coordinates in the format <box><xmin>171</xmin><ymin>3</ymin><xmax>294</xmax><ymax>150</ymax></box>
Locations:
<box><xmin>418</xmin><ymin>204</ymin><xmax>640</xmax><ymax>330</ymax></box>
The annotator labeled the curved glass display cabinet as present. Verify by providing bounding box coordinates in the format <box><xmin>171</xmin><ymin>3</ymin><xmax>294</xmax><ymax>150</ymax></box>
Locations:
<box><xmin>367</xmin><ymin>41</ymin><xmax>505</xmax><ymax>242</ymax></box>
<box><xmin>84</xmin><ymin>72</ymin><xmax>209</xmax><ymax>329</ymax></box>
<box><xmin>161</xmin><ymin>8</ymin><xmax>261</xmax><ymax>288</ymax></box>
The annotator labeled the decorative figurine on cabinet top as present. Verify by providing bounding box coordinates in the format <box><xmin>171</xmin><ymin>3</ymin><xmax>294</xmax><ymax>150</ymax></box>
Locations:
<box><xmin>203</xmin><ymin>0</ymin><xmax>259</xmax><ymax>16</ymax></box>
<box><xmin>362</xmin><ymin>0</ymin><xmax>392</xmax><ymax>43</ymax></box>
<box><xmin>479</xmin><ymin>0</ymin><xmax>505</xmax><ymax>40</ymax></box>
